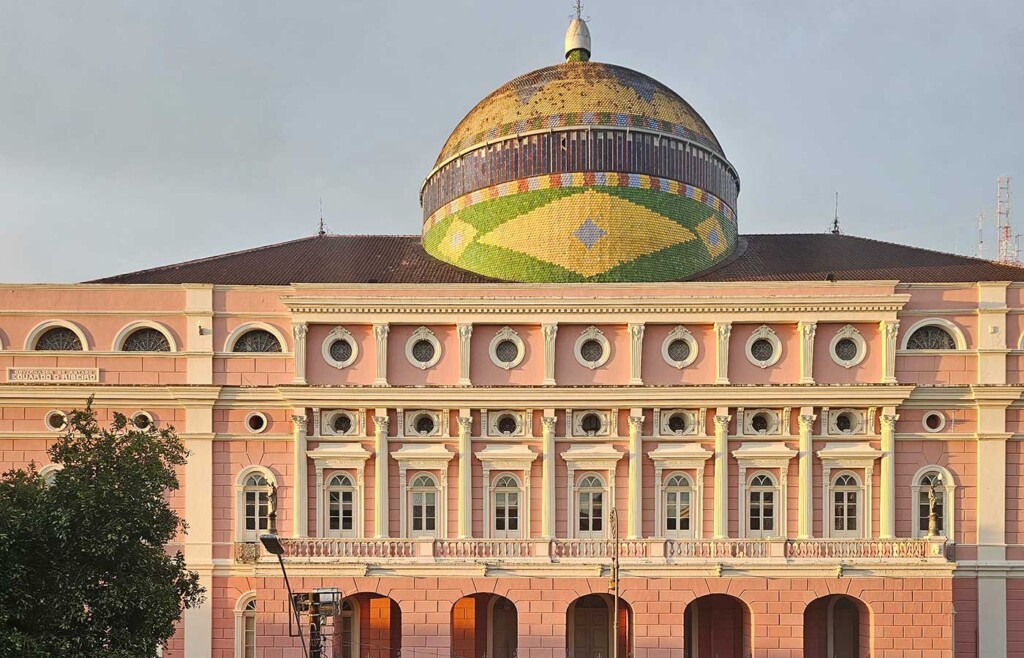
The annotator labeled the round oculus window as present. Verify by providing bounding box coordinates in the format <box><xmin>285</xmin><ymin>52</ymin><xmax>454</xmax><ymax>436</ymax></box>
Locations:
<box><xmin>580</xmin><ymin>413</ymin><xmax>602</xmax><ymax>435</ymax></box>
<box><xmin>580</xmin><ymin>339</ymin><xmax>604</xmax><ymax>364</ymax></box>
<box><xmin>45</xmin><ymin>411</ymin><xmax>67</xmax><ymax>431</ymax></box>
<box><xmin>333</xmin><ymin>414</ymin><xmax>352</xmax><ymax>434</ymax></box>
<box><xmin>414</xmin><ymin>415</ymin><xmax>435</xmax><ymax>435</ymax></box>
<box><xmin>835</xmin><ymin>413</ymin><xmax>853</xmax><ymax>433</ymax></box>
<box><xmin>246</xmin><ymin>413</ymin><xmax>267</xmax><ymax>433</ymax></box>
<box><xmin>131</xmin><ymin>412</ymin><xmax>152</xmax><ymax>430</ymax></box>
<box><xmin>494</xmin><ymin>339</ymin><xmax>519</xmax><ymax>364</ymax></box>
<box><xmin>667</xmin><ymin>339</ymin><xmax>691</xmax><ymax>363</ymax></box>
<box><xmin>668</xmin><ymin>413</ymin><xmax>688</xmax><ymax>433</ymax></box>
<box><xmin>411</xmin><ymin>339</ymin><xmax>436</xmax><ymax>364</ymax></box>
<box><xmin>834</xmin><ymin>338</ymin><xmax>858</xmax><ymax>362</ymax></box>
<box><xmin>750</xmin><ymin>339</ymin><xmax>775</xmax><ymax>362</ymax></box>
<box><xmin>329</xmin><ymin>339</ymin><xmax>353</xmax><ymax>363</ymax></box>
<box><xmin>496</xmin><ymin>415</ymin><xmax>518</xmax><ymax>435</ymax></box>
<box><xmin>751</xmin><ymin>413</ymin><xmax>770</xmax><ymax>433</ymax></box>
<box><xmin>923</xmin><ymin>412</ymin><xmax>944</xmax><ymax>432</ymax></box>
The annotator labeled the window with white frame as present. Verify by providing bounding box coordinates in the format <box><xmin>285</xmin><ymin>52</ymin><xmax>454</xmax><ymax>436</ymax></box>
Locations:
<box><xmin>576</xmin><ymin>474</ymin><xmax>606</xmax><ymax>539</ymax></box>
<box><xmin>747</xmin><ymin>473</ymin><xmax>777</xmax><ymax>539</ymax></box>
<box><xmin>831</xmin><ymin>473</ymin><xmax>862</xmax><ymax>537</ymax></box>
<box><xmin>240</xmin><ymin>472</ymin><xmax>272</xmax><ymax>541</ymax></box>
<box><xmin>234</xmin><ymin>594</ymin><xmax>257</xmax><ymax>658</ymax></box>
<box><xmin>491</xmin><ymin>474</ymin><xmax>522</xmax><ymax>539</ymax></box>
<box><xmin>340</xmin><ymin>599</ymin><xmax>357</xmax><ymax>658</ymax></box>
<box><xmin>408</xmin><ymin>473</ymin><xmax>439</xmax><ymax>537</ymax></box>
<box><xmin>913</xmin><ymin>468</ymin><xmax>955</xmax><ymax>539</ymax></box>
<box><xmin>326</xmin><ymin>473</ymin><xmax>357</xmax><ymax>537</ymax></box>
<box><xmin>663</xmin><ymin>473</ymin><xmax>694</xmax><ymax>538</ymax></box>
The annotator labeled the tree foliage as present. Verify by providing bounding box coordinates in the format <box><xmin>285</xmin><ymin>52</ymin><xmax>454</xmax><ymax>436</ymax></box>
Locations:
<box><xmin>0</xmin><ymin>399</ymin><xmax>205</xmax><ymax>657</ymax></box>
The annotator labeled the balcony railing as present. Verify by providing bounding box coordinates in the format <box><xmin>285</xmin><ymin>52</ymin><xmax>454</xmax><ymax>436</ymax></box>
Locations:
<box><xmin>249</xmin><ymin>536</ymin><xmax>950</xmax><ymax>565</ymax></box>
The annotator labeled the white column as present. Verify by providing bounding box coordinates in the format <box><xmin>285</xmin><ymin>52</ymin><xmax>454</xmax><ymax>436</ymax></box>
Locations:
<box><xmin>797</xmin><ymin>411</ymin><xmax>815</xmax><ymax>539</ymax></box>
<box><xmin>627</xmin><ymin>414</ymin><xmax>644</xmax><ymax>538</ymax></box>
<box><xmin>291</xmin><ymin>413</ymin><xmax>308</xmax><ymax>538</ymax></box>
<box><xmin>457</xmin><ymin>324</ymin><xmax>473</xmax><ymax>386</ymax></box>
<box><xmin>182</xmin><ymin>407</ymin><xmax>214</xmax><ymax>658</ymax></box>
<box><xmin>542</xmin><ymin>323</ymin><xmax>558</xmax><ymax>386</ymax></box>
<box><xmin>373</xmin><ymin>323</ymin><xmax>389</xmax><ymax>386</ymax></box>
<box><xmin>714</xmin><ymin>322</ymin><xmax>731</xmax><ymax>384</ymax></box>
<box><xmin>457</xmin><ymin>415</ymin><xmax>473</xmax><ymax>538</ymax></box>
<box><xmin>879</xmin><ymin>411</ymin><xmax>898</xmax><ymax>538</ymax></box>
<box><xmin>291</xmin><ymin>323</ymin><xmax>308</xmax><ymax>384</ymax></box>
<box><xmin>713</xmin><ymin>412</ymin><xmax>731</xmax><ymax>538</ymax></box>
<box><xmin>880</xmin><ymin>320</ymin><xmax>899</xmax><ymax>384</ymax></box>
<box><xmin>628</xmin><ymin>323</ymin><xmax>645</xmax><ymax>385</ymax></box>
<box><xmin>314</xmin><ymin>464</ymin><xmax>325</xmax><ymax>537</ymax></box>
<box><xmin>541</xmin><ymin>415</ymin><xmax>557</xmax><ymax>538</ymax></box>
<box><xmin>797</xmin><ymin>321</ymin><xmax>816</xmax><ymax>384</ymax></box>
<box><xmin>373</xmin><ymin>414</ymin><xmax>390</xmax><ymax>537</ymax></box>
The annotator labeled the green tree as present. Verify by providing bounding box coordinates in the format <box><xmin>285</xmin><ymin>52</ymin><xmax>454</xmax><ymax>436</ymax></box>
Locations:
<box><xmin>0</xmin><ymin>399</ymin><xmax>204</xmax><ymax>658</ymax></box>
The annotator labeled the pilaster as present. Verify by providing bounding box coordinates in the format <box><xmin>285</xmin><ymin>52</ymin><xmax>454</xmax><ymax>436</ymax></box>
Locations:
<box><xmin>978</xmin><ymin>281</ymin><xmax>1010</xmax><ymax>384</ymax></box>
<box><xmin>627</xmin><ymin>413</ymin><xmax>644</xmax><ymax>538</ymax></box>
<box><xmin>542</xmin><ymin>323</ymin><xmax>558</xmax><ymax>386</ymax></box>
<box><xmin>797</xmin><ymin>410</ymin><xmax>815</xmax><ymax>538</ymax></box>
<box><xmin>291</xmin><ymin>412</ymin><xmax>308</xmax><ymax>537</ymax></box>
<box><xmin>541</xmin><ymin>414</ymin><xmax>557</xmax><ymax>538</ymax></box>
<box><xmin>713</xmin><ymin>410</ymin><xmax>730</xmax><ymax>538</ymax></box>
<box><xmin>879</xmin><ymin>411</ymin><xmax>897</xmax><ymax>538</ymax></box>
<box><xmin>373</xmin><ymin>324</ymin><xmax>389</xmax><ymax>387</ymax></box>
<box><xmin>628</xmin><ymin>323</ymin><xmax>645</xmax><ymax>385</ymax></box>
<box><xmin>457</xmin><ymin>414</ymin><xmax>473</xmax><ymax>538</ymax></box>
<box><xmin>457</xmin><ymin>324</ymin><xmax>473</xmax><ymax>386</ymax></box>
<box><xmin>373</xmin><ymin>413</ymin><xmax>390</xmax><ymax>537</ymax></box>
<box><xmin>182</xmin><ymin>405</ymin><xmax>214</xmax><ymax>658</ymax></box>
<box><xmin>291</xmin><ymin>323</ymin><xmax>308</xmax><ymax>384</ymax></box>
<box><xmin>714</xmin><ymin>322</ymin><xmax>731</xmax><ymax>385</ymax></box>
<box><xmin>880</xmin><ymin>320</ymin><xmax>899</xmax><ymax>384</ymax></box>
<box><xmin>797</xmin><ymin>321</ymin><xmax>816</xmax><ymax>384</ymax></box>
<box><xmin>184</xmin><ymin>285</ymin><xmax>214</xmax><ymax>385</ymax></box>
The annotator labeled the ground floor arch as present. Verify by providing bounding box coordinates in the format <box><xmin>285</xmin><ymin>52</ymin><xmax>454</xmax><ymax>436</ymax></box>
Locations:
<box><xmin>336</xmin><ymin>592</ymin><xmax>401</xmax><ymax>658</ymax></box>
<box><xmin>803</xmin><ymin>594</ymin><xmax>871</xmax><ymax>658</ymax></box>
<box><xmin>566</xmin><ymin>593</ymin><xmax>631</xmax><ymax>658</ymax></box>
<box><xmin>450</xmin><ymin>593</ymin><xmax>518</xmax><ymax>658</ymax></box>
<box><xmin>682</xmin><ymin>594</ymin><xmax>751</xmax><ymax>658</ymax></box>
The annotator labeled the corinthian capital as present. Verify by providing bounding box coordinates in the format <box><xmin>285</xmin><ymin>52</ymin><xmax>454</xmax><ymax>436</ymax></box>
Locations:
<box><xmin>373</xmin><ymin>416</ymin><xmax>390</xmax><ymax>434</ymax></box>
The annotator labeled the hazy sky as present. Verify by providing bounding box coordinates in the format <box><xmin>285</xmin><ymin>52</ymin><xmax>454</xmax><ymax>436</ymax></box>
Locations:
<box><xmin>1</xmin><ymin>0</ymin><xmax>1021</xmax><ymax>282</ymax></box>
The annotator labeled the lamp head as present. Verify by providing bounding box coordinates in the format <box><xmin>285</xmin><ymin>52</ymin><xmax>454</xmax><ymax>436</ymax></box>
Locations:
<box><xmin>260</xmin><ymin>533</ymin><xmax>285</xmax><ymax>556</ymax></box>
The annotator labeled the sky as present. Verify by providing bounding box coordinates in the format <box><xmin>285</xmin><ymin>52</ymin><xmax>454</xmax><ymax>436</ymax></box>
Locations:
<box><xmin>1</xmin><ymin>0</ymin><xmax>1021</xmax><ymax>283</ymax></box>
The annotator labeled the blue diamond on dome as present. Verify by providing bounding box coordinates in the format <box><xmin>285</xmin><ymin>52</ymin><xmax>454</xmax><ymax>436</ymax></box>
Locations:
<box><xmin>573</xmin><ymin>218</ymin><xmax>607</xmax><ymax>250</ymax></box>
<box><xmin>708</xmin><ymin>228</ymin><xmax>720</xmax><ymax>247</ymax></box>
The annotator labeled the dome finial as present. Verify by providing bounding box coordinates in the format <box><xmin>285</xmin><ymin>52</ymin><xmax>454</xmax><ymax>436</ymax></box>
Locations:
<box><xmin>565</xmin><ymin>2</ymin><xmax>591</xmax><ymax>62</ymax></box>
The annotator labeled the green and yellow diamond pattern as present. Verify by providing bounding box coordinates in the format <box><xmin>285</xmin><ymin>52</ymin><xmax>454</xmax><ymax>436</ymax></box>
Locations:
<box><xmin>423</xmin><ymin>184</ymin><xmax>737</xmax><ymax>283</ymax></box>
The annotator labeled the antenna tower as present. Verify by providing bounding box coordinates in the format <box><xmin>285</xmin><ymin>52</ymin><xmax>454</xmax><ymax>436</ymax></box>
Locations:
<box><xmin>976</xmin><ymin>212</ymin><xmax>985</xmax><ymax>258</ymax></box>
<box><xmin>829</xmin><ymin>192</ymin><xmax>842</xmax><ymax>235</ymax></box>
<box><xmin>997</xmin><ymin>177</ymin><xmax>1016</xmax><ymax>263</ymax></box>
<box><xmin>317</xmin><ymin>198</ymin><xmax>327</xmax><ymax>237</ymax></box>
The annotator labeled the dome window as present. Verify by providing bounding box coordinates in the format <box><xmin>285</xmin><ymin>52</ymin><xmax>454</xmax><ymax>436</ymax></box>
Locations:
<box><xmin>322</xmin><ymin>327</ymin><xmax>358</xmax><ymax>369</ymax></box>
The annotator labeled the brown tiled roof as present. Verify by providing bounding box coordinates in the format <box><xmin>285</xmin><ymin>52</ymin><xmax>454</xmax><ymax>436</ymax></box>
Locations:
<box><xmin>89</xmin><ymin>233</ymin><xmax>1024</xmax><ymax>285</ymax></box>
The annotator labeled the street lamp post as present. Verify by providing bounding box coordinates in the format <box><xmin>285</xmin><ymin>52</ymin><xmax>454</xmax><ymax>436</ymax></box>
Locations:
<box><xmin>609</xmin><ymin>507</ymin><xmax>620</xmax><ymax>658</ymax></box>
<box><xmin>262</xmin><ymin>483</ymin><xmax>310</xmax><ymax>658</ymax></box>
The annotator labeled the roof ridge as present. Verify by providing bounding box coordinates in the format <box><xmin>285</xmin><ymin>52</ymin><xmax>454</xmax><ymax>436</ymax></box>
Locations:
<box><xmin>744</xmin><ymin>232</ymin><xmax>1016</xmax><ymax>266</ymax></box>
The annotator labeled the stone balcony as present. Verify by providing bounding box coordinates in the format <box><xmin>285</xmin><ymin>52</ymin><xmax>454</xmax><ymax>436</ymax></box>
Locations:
<box><xmin>239</xmin><ymin>536</ymin><xmax>951</xmax><ymax>570</ymax></box>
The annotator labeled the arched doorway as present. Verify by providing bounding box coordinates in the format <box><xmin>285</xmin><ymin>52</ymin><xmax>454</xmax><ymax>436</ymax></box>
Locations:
<box><xmin>566</xmin><ymin>594</ymin><xmax>631</xmax><ymax>658</ymax></box>
<box><xmin>683</xmin><ymin>594</ymin><xmax>751</xmax><ymax>658</ymax></box>
<box><xmin>803</xmin><ymin>594</ymin><xmax>871</xmax><ymax>658</ymax></box>
<box><xmin>450</xmin><ymin>594</ymin><xmax>517</xmax><ymax>658</ymax></box>
<box><xmin>335</xmin><ymin>592</ymin><xmax>401</xmax><ymax>658</ymax></box>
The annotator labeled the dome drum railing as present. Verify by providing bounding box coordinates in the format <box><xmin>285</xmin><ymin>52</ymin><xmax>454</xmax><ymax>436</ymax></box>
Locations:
<box><xmin>420</xmin><ymin>124</ymin><xmax>740</xmax><ymax>220</ymax></box>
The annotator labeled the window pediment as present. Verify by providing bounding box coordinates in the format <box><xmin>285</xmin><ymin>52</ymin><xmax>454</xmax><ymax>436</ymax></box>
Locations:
<box><xmin>561</xmin><ymin>443</ymin><xmax>624</xmax><ymax>472</ymax></box>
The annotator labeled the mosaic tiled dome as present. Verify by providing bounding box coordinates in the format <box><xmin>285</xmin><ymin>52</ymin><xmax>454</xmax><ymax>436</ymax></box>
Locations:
<box><xmin>420</xmin><ymin>24</ymin><xmax>740</xmax><ymax>283</ymax></box>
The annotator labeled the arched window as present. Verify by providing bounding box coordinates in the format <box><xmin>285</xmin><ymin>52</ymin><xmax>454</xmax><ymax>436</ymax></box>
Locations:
<box><xmin>663</xmin><ymin>473</ymin><xmax>694</xmax><ymax>538</ymax></box>
<box><xmin>326</xmin><ymin>473</ymin><xmax>357</xmax><ymax>538</ymax></box>
<box><xmin>234</xmin><ymin>593</ymin><xmax>257</xmax><ymax>658</ymax></box>
<box><xmin>34</xmin><ymin>326</ymin><xmax>83</xmax><ymax>351</ymax></box>
<box><xmin>238</xmin><ymin>471</ymin><xmax>273</xmax><ymax>542</ymax></box>
<box><xmin>232</xmin><ymin>329</ymin><xmax>282</xmax><ymax>353</ymax></box>
<box><xmin>912</xmin><ymin>467</ymin><xmax>956</xmax><ymax>539</ymax></box>
<box><xmin>576</xmin><ymin>474</ymin><xmax>606</xmax><ymax>539</ymax></box>
<box><xmin>906</xmin><ymin>326</ymin><xmax>956</xmax><ymax>350</ymax></box>
<box><xmin>831</xmin><ymin>473</ymin><xmax>862</xmax><ymax>538</ymax></box>
<box><xmin>747</xmin><ymin>473</ymin><xmax>777</xmax><ymax>539</ymax></box>
<box><xmin>491</xmin><ymin>474</ymin><xmax>522</xmax><ymax>539</ymax></box>
<box><xmin>408</xmin><ymin>473</ymin><xmax>439</xmax><ymax>538</ymax></box>
<box><xmin>121</xmin><ymin>327</ymin><xmax>171</xmax><ymax>352</ymax></box>
<box><xmin>39</xmin><ymin>464</ymin><xmax>62</xmax><ymax>486</ymax></box>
